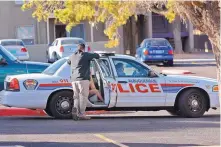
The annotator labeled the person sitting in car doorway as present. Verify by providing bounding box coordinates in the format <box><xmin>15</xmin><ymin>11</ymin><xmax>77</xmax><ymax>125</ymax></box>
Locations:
<box><xmin>89</xmin><ymin>74</ymin><xmax>104</xmax><ymax>102</ymax></box>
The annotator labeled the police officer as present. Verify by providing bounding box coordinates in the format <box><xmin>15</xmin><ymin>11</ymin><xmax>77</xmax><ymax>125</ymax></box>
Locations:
<box><xmin>69</xmin><ymin>43</ymin><xmax>100</xmax><ymax>120</ymax></box>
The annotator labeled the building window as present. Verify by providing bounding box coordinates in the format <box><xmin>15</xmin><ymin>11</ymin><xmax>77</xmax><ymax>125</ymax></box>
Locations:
<box><xmin>15</xmin><ymin>0</ymin><xmax>24</xmax><ymax>5</ymax></box>
<box><xmin>16</xmin><ymin>26</ymin><xmax>35</xmax><ymax>45</ymax></box>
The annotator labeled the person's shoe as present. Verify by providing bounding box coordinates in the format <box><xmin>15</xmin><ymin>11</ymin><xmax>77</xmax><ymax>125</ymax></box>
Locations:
<box><xmin>72</xmin><ymin>108</ymin><xmax>79</xmax><ymax>121</ymax></box>
<box><xmin>78</xmin><ymin>115</ymin><xmax>91</xmax><ymax>120</ymax></box>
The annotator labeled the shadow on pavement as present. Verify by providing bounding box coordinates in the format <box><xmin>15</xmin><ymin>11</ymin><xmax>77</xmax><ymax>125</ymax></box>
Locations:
<box><xmin>0</xmin><ymin>114</ymin><xmax>219</xmax><ymax>135</ymax></box>
<box><xmin>0</xmin><ymin>142</ymin><xmax>202</xmax><ymax>147</ymax></box>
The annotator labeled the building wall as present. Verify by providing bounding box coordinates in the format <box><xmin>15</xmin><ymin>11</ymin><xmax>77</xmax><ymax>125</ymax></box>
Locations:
<box><xmin>0</xmin><ymin>1</ymin><xmax>108</xmax><ymax>45</ymax></box>
<box><xmin>0</xmin><ymin>1</ymin><xmax>36</xmax><ymax>39</ymax></box>
<box><xmin>194</xmin><ymin>35</ymin><xmax>212</xmax><ymax>50</ymax></box>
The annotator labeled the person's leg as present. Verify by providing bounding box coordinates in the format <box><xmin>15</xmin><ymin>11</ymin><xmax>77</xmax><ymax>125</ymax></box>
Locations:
<box><xmin>78</xmin><ymin>80</ymin><xmax>90</xmax><ymax>119</ymax></box>
<box><xmin>89</xmin><ymin>89</ymin><xmax>103</xmax><ymax>101</ymax></box>
<box><xmin>72</xmin><ymin>82</ymin><xmax>80</xmax><ymax>120</ymax></box>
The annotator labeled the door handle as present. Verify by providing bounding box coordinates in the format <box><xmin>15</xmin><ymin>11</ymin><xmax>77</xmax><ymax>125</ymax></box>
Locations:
<box><xmin>118</xmin><ymin>81</ymin><xmax>128</xmax><ymax>83</ymax></box>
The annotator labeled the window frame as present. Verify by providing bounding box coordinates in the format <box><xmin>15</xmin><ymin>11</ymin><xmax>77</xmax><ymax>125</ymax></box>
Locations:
<box><xmin>96</xmin><ymin>58</ymin><xmax>113</xmax><ymax>78</ymax></box>
<box><xmin>54</xmin><ymin>40</ymin><xmax>58</xmax><ymax>46</ymax></box>
<box><xmin>16</xmin><ymin>25</ymin><xmax>35</xmax><ymax>45</ymax></box>
<box><xmin>112</xmin><ymin>58</ymin><xmax>152</xmax><ymax>78</ymax></box>
<box><xmin>15</xmin><ymin>0</ymin><xmax>24</xmax><ymax>5</ymax></box>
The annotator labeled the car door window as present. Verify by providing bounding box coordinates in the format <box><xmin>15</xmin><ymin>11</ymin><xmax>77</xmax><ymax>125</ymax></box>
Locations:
<box><xmin>51</xmin><ymin>40</ymin><xmax>57</xmax><ymax>46</ymax></box>
<box><xmin>113</xmin><ymin>58</ymin><xmax>150</xmax><ymax>78</ymax></box>
<box><xmin>140</xmin><ymin>40</ymin><xmax>146</xmax><ymax>48</ymax></box>
<box><xmin>54</xmin><ymin>40</ymin><xmax>58</xmax><ymax>46</ymax></box>
<box><xmin>97</xmin><ymin>59</ymin><xmax>112</xmax><ymax>78</ymax></box>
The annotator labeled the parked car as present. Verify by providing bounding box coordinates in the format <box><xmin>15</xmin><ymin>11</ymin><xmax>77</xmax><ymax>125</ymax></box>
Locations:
<box><xmin>136</xmin><ymin>38</ymin><xmax>174</xmax><ymax>66</ymax></box>
<box><xmin>0</xmin><ymin>52</ymin><xmax>219</xmax><ymax>119</ymax></box>
<box><xmin>0</xmin><ymin>45</ymin><xmax>49</xmax><ymax>91</ymax></box>
<box><xmin>46</xmin><ymin>37</ymin><xmax>91</xmax><ymax>63</ymax></box>
<box><xmin>0</xmin><ymin>39</ymin><xmax>30</xmax><ymax>61</ymax></box>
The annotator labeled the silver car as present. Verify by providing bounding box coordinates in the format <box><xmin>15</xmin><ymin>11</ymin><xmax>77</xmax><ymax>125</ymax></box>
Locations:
<box><xmin>0</xmin><ymin>39</ymin><xmax>30</xmax><ymax>61</ymax></box>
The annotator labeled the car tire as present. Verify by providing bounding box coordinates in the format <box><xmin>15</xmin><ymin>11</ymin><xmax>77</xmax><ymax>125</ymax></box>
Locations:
<box><xmin>168</xmin><ymin>60</ymin><xmax>174</xmax><ymax>66</ymax></box>
<box><xmin>44</xmin><ymin>108</ymin><xmax>53</xmax><ymax>117</ymax></box>
<box><xmin>53</xmin><ymin>53</ymin><xmax>59</xmax><ymax>62</ymax></box>
<box><xmin>163</xmin><ymin>60</ymin><xmax>174</xmax><ymax>67</ymax></box>
<box><xmin>48</xmin><ymin>91</ymin><xmax>73</xmax><ymax>119</ymax></box>
<box><xmin>167</xmin><ymin>109</ymin><xmax>180</xmax><ymax>116</ymax></box>
<box><xmin>178</xmin><ymin>89</ymin><xmax>208</xmax><ymax>118</ymax></box>
<box><xmin>46</xmin><ymin>51</ymin><xmax>51</xmax><ymax>63</ymax></box>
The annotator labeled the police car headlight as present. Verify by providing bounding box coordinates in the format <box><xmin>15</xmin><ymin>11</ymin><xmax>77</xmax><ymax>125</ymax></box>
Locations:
<box><xmin>23</xmin><ymin>79</ymin><xmax>38</xmax><ymax>90</ymax></box>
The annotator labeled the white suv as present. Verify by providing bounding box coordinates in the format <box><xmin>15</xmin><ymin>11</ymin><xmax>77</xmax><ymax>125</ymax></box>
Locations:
<box><xmin>46</xmin><ymin>37</ymin><xmax>90</xmax><ymax>63</ymax></box>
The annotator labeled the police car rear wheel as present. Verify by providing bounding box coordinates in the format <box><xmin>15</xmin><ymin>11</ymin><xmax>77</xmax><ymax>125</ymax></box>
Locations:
<box><xmin>178</xmin><ymin>89</ymin><xmax>207</xmax><ymax>118</ymax></box>
<box><xmin>49</xmin><ymin>91</ymin><xmax>73</xmax><ymax>119</ymax></box>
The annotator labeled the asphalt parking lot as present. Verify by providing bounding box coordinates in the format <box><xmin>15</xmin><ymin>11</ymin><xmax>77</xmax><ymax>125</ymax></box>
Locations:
<box><xmin>0</xmin><ymin>62</ymin><xmax>220</xmax><ymax>147</ymax></box>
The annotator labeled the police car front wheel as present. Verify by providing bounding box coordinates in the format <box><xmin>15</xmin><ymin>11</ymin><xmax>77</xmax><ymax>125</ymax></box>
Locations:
<box><xmin>178</xmin><ymin>89</ymin><xmax>208</xmax><ymax>118</ymax></box>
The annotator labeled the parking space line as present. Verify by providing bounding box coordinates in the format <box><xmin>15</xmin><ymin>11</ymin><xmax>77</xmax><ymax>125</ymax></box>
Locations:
<box><xmin>94</xmin><ymin>134</ymin><xmax>128</xmax><ymax>147</ymax></box>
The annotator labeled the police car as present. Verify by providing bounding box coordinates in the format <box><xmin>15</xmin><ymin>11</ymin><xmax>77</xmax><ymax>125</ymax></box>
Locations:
<box><xmin>0</xmin><ymin>53</ymin><xmax>219</xmax><ymax>119</ymax></box>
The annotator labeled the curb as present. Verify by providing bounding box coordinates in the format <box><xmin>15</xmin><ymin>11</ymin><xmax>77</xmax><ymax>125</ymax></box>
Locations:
<box><xmin>0</xmin><ymin>108</ymin><xmax>46</xmax><ymax>116</ymax></box>
<box><xmin>0</xmin><ymin>108</ymin><xmax>121</xmax><ymax>117</ymax></box>
<box><xmin>174</xmin><ymin>59</ymin><xmax>215</xmax><ymax>63</ymax></box>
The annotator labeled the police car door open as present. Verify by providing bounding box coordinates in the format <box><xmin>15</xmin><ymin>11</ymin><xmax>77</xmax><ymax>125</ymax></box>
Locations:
<box><xmin>94</xmin><ymin>59</ymin><xmax>117</xmax><ymax>108</ymax></box>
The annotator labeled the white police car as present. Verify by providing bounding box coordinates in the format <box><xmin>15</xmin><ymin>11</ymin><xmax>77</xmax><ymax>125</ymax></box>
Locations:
<box><xmin>0</xmin><ymin>53</ymin><xmax>219</xmax><ymax>119</ymax></box>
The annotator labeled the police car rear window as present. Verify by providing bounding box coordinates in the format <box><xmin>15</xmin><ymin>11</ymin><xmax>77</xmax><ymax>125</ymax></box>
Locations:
<box><xmin>43</xmin><ymin>58</ymin><xmax>67</xmax><ymax>75</ymax></box>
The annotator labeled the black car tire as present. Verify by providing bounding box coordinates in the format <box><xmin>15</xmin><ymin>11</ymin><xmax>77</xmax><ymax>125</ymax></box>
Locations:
<box><xmin>44</xmin><ymin>108</ymin><xmax>53</xmax><ymax>117</ymax></box>
<box><xmin>178</xmin><ymin>89</ymin><xmax>208</xmax><ymax>118</ymax></box>
<box><xmin>167</xmin><ymin>109</ymin><xmax>180</xmax><ymax>116</ymax></box>
<box><xmin>48</xmin><ymin>91</ymin><xmax>73</xmax><ymax>119</ymax></box>
<box><xmin>46</xmin><ymin>51</ymin><xmax>52</xmax><ymax>63</ymax></box>
<box><xmin>163</xmin><ymin>60</ymin><xmax>174</xmax><ymax>67</ymax></box>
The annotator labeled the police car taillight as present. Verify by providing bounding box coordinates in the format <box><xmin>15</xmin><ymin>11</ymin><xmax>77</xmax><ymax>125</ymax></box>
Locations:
<box><xmin>6</xmin><ymin>78</ymin><xmax>20</xmax><ymax>91</ymax></box>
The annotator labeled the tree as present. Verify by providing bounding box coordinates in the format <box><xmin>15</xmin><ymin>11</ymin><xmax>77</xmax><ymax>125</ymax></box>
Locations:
<box><xmin>22</xmin><ymin>1</ymin><xmax>220</xmax><ymax>96</ymax></box>
<box><xmin>22</xmin><ymin>0</ymin><xmax>136</xmax><ymax>48</ymax></box>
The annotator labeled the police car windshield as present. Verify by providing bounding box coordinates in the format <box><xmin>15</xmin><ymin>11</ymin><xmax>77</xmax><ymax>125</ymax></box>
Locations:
<box><xmin>43</xmin><ymin>58</ymin><xmax>67</xmax><ymax>75</ymax></box>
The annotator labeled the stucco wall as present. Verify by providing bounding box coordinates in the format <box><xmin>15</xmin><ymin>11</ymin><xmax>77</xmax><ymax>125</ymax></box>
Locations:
<box><xmin>26</xmin><ymin>41</ymin><xmax>121</xmax><ymax>62</ymax></box>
